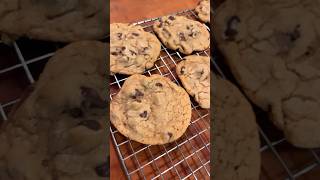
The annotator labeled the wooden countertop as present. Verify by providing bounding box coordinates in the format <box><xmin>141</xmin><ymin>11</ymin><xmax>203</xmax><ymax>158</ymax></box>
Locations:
<box><xmin>110</xmin><ymin>1</ymin><xmax>201</xmax><ymax>179</ymax></box>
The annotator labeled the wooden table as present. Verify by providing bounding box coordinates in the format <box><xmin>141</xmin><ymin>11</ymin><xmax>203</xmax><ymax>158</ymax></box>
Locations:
<box><xmin>110</xmin><ymin>1</ymin><xmax>201</xmax><ymax>179</ymax></box>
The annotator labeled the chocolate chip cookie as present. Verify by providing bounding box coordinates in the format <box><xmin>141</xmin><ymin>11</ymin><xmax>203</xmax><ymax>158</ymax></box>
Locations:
<box><xmin>214</xmin><ymin>0</ymin><xmax>320</xmax><ymax>148</ymax></box>
<box><xmin>195</xmin><ymin>0</ymin><xmax>210</xmax><ymax>23</ymax></box>
<box><xmin>176</xmin><ymin>55</ymin><xmax>210</xmax><ymax>108</ymax></box>
<box><xmin>110</xmin><ymin>23</ymin><xmax>161</xmax><ymax>75</ymax></box>
<box><xmin>110</xmin><ymin>74</ymin><xmax>192</xmax><ymax>145</ymax></box>
<box><xmin>0</xmin><ymin>41</ymin><xmax>108</xmax><ymax>179</ymax></box>
<box><xmin>153</xmin><ymin>15</ymin><xmax>210</xmax><ymax>54</ymax></box>
<box><xmin>213</xmin><ymin>75</ymin><xmax>260</xmax><ymax>180</ymax></box>
<box><xmin>0</xmin><ymin>0</ymin><xmax>107</xmax><ymax>42</ymax></box>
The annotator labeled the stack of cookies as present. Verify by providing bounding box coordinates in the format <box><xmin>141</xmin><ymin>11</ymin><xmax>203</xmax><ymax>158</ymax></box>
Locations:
<box><xmin>110</xmin><ymin>1</ymin><xmax>211</xmax><ymax>145</ymax></box>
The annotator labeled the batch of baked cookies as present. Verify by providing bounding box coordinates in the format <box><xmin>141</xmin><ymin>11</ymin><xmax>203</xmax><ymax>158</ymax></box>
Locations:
<box><xmin>110</xmin><ymin>0</ymin><xmax>210</xmax><ymax>145</ymax></box>
<box><xmin>0</xmin><ymin>0</ymin><xmax>318</xmax><ymax>179</ymax></box>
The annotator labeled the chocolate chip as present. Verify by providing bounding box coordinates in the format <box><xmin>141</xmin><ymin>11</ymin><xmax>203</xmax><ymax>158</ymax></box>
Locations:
<box><xmin>179</xmin><ymin>33</ymin><xmax>186</xmax><ymax>41</ymax></box>
<box><xmin>81</xmin><ymin>87</ymin><xmax>106</xmax><ymax>109</ymax></box>
<box><xmin>131</xmin><ymin>89</ymin><xmax>144</xmax><ymax>99</ymax></box>
<box><xmin>63</xmin><ymin>107</ymin><xmax>83</xmax><ymax>118</ymax></box>
<box><xmin>168</xmin><ymin>132</ymin><xmax>173</xmax><ymax>138</ymax></box>
<box><xmin>132</xmin><ymin>33</ymin><xmax>139</xmax><ymax>36</ymax></box>
<box><xmin>168</xmin><ymin>16</ymin><xmax>175</xmax><ymax>20</ymax></box>
<box><xmin>95</xmin><ymin>161</ymin><xmax>109</xmax><ymax>177</ymax></box>
<box><xmin>117</xmin><ymin>33</ymin><xmax>122</xmax><ymax>39</ymax></box>
<box><xmin>158</xmin><ymin>22</ymin><xmax>163</xmax><ymax>28</ymax></box>
<box><xmin>111</xmin><ymin>52</ymin><xmax>119</xmax><ymax>56</ymax></box>
<box><xmin>139</xmin><ymin>111</ymin><xmax>148</xmax><ymax>118</ymax></box>
<box><xmin>121</xmin><ymin>46</ymin><xmax>126</xmax><ymax>51</ymax></box>
<box><xmin>225</xmin><ymin>15</ymin><xmax>241</xmax><ymax>41</ymax></box>
<box><xmin>155</xmin><ymin>82</ymin><xmax>163</xmax><ymax>87</ymax></box>
<box><xmin>78</xmin><ymin>120</ymin><xmax>101</xmax><ymax>131</ymax></box>
<box><xmin>287</xmin><ymin>25</ymin><xmax>300</xmax><ymax>42</ymax></box>
<box><xmin>130</xmin><ymin>50</ymin><xmax>137</xmax><ymax>56</ymax></box>
<box><xmin>180</xmin><ymin>66</ymin><xmax>185</xmax><ymax>74</ymax></box>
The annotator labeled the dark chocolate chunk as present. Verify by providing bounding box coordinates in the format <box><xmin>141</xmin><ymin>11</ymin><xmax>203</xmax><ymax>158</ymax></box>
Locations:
<box><xmin>155</xmin><ymin>82</ymin><xmax>163</xmax><ymax>87</ymax></box>
<box><xmin>287</xmin><ymin>24</ymin><xmax>301</xmax><ymax>42</ymax></box>
<box><xmin>81</xmin><ymin>86</ymin><xmax>106</xmax><ymax>109</ymax></box>
<box><xmin>139</xmin><ymin>111</ymin><xmax>148</xmax><ymax>118</ymax></box>
<box><xmin>78</xmin><ymin>120</ymin><xmax>101</xmax><ymax>131</ymax></box>
<box><xmin>179</xmin><ymin>33</ymin><xmax>186</xmax><ymax>41</ymax></box>
<box><xmin>180</xmin><ymin>66</ymin><xmax>186</xmax><ymax>74</ymax></box>
<box><xmin>63</xmin><ymin>107</ymin><xmax>83</xmax><ymax>118</ymax></box>
<box><xmin>131</xmin><ymin>89</ymin><xmax>144</xmax><ymax>99</ymax></box>
<box><xmin>224</xmin><ymin>15</ymin><xmax>241</xmax><ymax>41</ymax></box>
<box><xmin>168</xmin><ymin>132</ymin><xmax>173</xmax><ymax>138</ymax></box>
<box><xmin>132</xmin><ymin>33</ymin><xmax>139</xmax><ymax>36</ymax></box>
<box><xmin>130</xmin><ymin>50</ymin><xmax>137</xmax><ymax>56</ymax></box>
<box><xmin>95</xmin><ymin>161</ymin><xmax>109</xmax><ymax>177</ymax></box>
<box><xmin>121</xmin><ymin>46</ymin><xmax>126</xmax><ymax>51</ymax></box>
<box><xmin>169</xmin><ymin>16</ymin><xmax>175</xmax><ymax>20</ymax></box>
<box><xmin>111</xmin><ymin>52</ymin><xmax>119</xmax><ymax>56</ymax></box>
<box><xmin>117</xmin><ymin>33</ymin><xmax>122</xmax><ymax>39</ymax></box>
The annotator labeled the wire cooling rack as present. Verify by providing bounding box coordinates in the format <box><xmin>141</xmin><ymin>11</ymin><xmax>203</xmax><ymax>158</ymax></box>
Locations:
<box><xmin>110</xmin><ymin>10</ymin><xmax>210</xmax><ymax>180</ymax></box>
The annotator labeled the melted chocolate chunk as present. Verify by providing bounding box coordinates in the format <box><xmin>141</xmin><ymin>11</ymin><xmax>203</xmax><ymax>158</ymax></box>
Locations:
<box><xmin>155</xmin><ymin>82</ymin><xmax>163</xmax><ymax>87</ymax></box>
<box><xmin>131</xmin><ymin>89</ymin><xmax>144</xmax><ymax>99</ymax></box>
<box><xmin>130</xmin><ymin>50</ymin><xmax>137</xmax><ymax>56</ymax></box>
<box><xmin>111</xmin><ymin>52</ymin><xmax>119</xmax><ymax>56</ymax></box>
<box><xmin>117</xmin><ymin>33</ymin><xmax>122</xmax><ymax>39</ymax></box>
<box><xmin>81</xmin><ymin>87</ymin><xmax>106</xmax><ymax>109</ymax></box>
<box><xmin>63</xmin><ymin>107</ymin><xmax>83</xmax><ymax>118</ymax></box>
<box><xmin>168</xmin><ymin>16</ymin><xmax>175</xmax><ymax>20</ymax></box>
<box><xmin>224</xmin><ymin>15</ymin><xmax>241</xmax><ymax>41</ymax></box>
<box><xmin>132</xmin><ymin>32</ymin><xmax>139</xmax><ymax>36</ymax></box>
<box><xmin>179</xmin><ymin>33</ymin><xmax>186</xmax><ymax>41</ymax></box>
<box><xmin>168</xmin><ymin>132</ymin><xmax>173</xmax><ymax>138</ymax></box>
<box><xmin>139</xmin><ymin>111</ymin><xmax>148</xmax><ymax>118</ymax></box>
<box><xmin>78</xmin><ymin>120</ymin><xmax>101</xmax><ymax>131</ymax></box>
<box><xmin>95</xmin><ymin>161</ymin><xmax>109</xmax><ymax>177</ymax></box>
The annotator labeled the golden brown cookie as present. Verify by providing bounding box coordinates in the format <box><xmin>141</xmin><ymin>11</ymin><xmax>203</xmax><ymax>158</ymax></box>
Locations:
<box><xmin>110</xmin><ymin>74</ymin><xmax>192</xmax><ymax>145</ymax></box>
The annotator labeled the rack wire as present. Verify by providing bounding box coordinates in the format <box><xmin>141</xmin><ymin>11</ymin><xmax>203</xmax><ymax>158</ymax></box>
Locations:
<box><xmin>110</xmin><ymin>10</ymin><xmax>210</xmax><ymax>180</ymax></box>
<box><xmin>0</xmin><ymin>7</ymin><xmax>318</xmax><ymax>180</ymax></box>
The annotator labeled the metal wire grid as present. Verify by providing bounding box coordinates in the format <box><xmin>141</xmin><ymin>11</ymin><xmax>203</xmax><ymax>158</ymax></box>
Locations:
<box><xmin>212</xmin><ymin>39</ymin><xmax>320</xmax><ymax>180</ymax></box>
<box><xmin>110</xmin><ymin>10</ymin><xmax>210</xmax><ymax>180</ymax></box>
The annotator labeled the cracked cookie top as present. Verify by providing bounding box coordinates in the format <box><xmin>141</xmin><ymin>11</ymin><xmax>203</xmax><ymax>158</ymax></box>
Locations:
<box><xmin>110</xmin><ymin>74</ymin><xmax>192</xmax><ymax>145</ymax></box>
<box><xmin>214</xmin><ymin>0</ymin><xmax>320</xmax><ymax>148</ymax></box>
<box><xmin>0</xmin><ymin>0</ymin><xmax>107</xmax><ymax>42</ymax></box>
<box><xmin>110</xmin><ymin>23</ymin><xmax>161</xmax><ymax>75</ymax></box>
<box><xmin>213</xmin><ymin>75</ymin><xmax>260</xmax><ymax>180</ymax></box>
<box><xmin>153</xmin><ymin>15</ymin><xmax>210</xmax><ymax>54</ymax></box>
<box><xmin>195</xmin><ymin>0</ymin><xmax>210</xmax><ymax>23</ymax></box>
<box><xmin>0</xmin><ymin>41</ymin><xmax>108</xmax><ymax>180</ymax></box>
<box><xmin>176</xmin><ymin>55</ymin><xmax>210</xmax><ymax>108</ymax></box>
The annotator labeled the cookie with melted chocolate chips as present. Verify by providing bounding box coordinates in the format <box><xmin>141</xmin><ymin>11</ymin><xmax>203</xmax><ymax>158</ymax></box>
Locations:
<box><xmin>0</xmin><ymin>41</ymin><xmax>109</xmax><ymax>180</ymax></box>
<box><xmin>110</xmin><ymin>74</ymin><xmax>192</xmax><ymax>145</ymax></box>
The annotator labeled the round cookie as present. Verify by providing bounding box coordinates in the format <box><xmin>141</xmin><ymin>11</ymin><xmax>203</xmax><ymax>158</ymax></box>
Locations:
<box><xmin>195</xmin><ymin>0</ymin><xmax>210</xmax><ymax>23</ymax></box>
<box><xmin>110</xmin><ymin>23</ymin><xmax>161</xmax><ymax>75</ymax></box>
<box><xmin>176</xmin><ymin>55</ymin><xmax>210</xmax><ymax>108</ymax></box>
<box><xmin>110</xmin><ymin>74</ymin><xmax>192</xmax><ymax>145</ymax></box>
<box><xmin>0</xmin><ymin>41</ymin><xmax>109</xmax><ymax>180</ymax></box>
<box><xmin>214</xmin><ymin>0</ymin><xmax>320</xmax><ymax>148</ymax></box>
<box><xmin>212</xmin><ymin>75</ymin><xmax>260</xmax><ymax>180</ymax></box>
<box><xmin>0</xmin><ymin>0</ymin><xmax>107</xmax><ymax>42</ymax></box>
<box><xmin>153</xmin><ymin>15</ymin><xmax>210</xmax><ymax>54</ymax></box>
